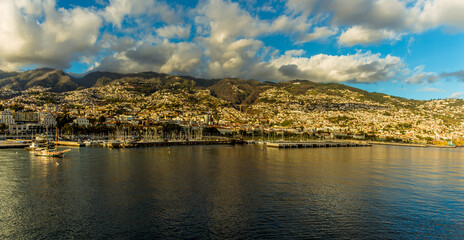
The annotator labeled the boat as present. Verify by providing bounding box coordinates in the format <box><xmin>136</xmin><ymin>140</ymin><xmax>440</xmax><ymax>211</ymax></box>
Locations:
<box><xmin>33</xmin><ymin>126</ymin><xmax>71</xmax><ymax>157</ymax></box>
<box><xmin>34</xmin><ymin>148</ymin><xmax>71</xmax><ymax>157</ymax></box>
<box><xmin>25</xmin><ymin>141</ymin><xmax>55</xmax><ymax>151</ymax></box>
<box><xmin>25</xmin><ymin>141</ymin><xmax>40</xmax><ymax>151</ymax></box>
<box><xmin>108</xmin><ymin>140</ymin><xmax>122</xmax><ymax>148</ymax></box>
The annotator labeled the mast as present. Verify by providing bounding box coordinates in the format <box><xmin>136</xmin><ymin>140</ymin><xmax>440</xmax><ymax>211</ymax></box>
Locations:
<box><xmin>46</xmin><ymin>125</ymin><xmax>49</xmax><ymax>149</ymax></box>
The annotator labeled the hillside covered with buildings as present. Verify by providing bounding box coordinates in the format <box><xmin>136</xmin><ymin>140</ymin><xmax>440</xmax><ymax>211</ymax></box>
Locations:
<box><xmin>0</xmin><ymin>68</ymin><xmax>463</xmax><ymax>144</ymax></box>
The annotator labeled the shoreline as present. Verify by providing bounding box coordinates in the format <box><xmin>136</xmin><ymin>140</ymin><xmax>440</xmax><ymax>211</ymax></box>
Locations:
<box><xmin>0</xmin><ymin>138</ymin><xmax>459</xmax><ymax>149</ymax></box>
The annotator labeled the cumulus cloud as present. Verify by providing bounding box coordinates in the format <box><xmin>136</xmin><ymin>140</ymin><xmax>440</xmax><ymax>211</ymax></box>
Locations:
<box><xmin>286</xmin><ymin>0</ymin><xmax>464</xmax><ymax>45</ymax></box>
<box><xmin>102</xmin><ymin>0</ymin><xmax>182</xmax><ymax>27</ymax></box>
<box><xmin>287</xmin><ymin>0</ymin><xmax>409</xmax><ymax>29</ymax></box>
<box><xmin>339</xmin><ymin>26</ymin><xmax>401</xmax><ymax>46</ymax></box>
<box><xmin>95</xmin><ymin>41</ymin><xmax>202</xmax><ymax>75</ymax></box>
<box><xmin>156</xmin><ymin>25</ymin><xmax>191</xmax><ymax>39</ymax></box>
<box><xmin>0</xmin><ymin>0</ymin><xmax>102</xmax><ymax>71</ymax></box>
<box><xmin>300</xmin><ymin>27</ymin><xmax>338</xmax><ymax>43</ymax></box>
<box><xmin>405</xmin><ymin>66</ymin><xmax>440</xmax><ymax>84</ymax></box>
<box><xmin>415</xmin><ymin>0</ymin><xmax>464</xmax><ymax>31</ymax></box>
<box><xmin>194</xmin><ymin>0</ymin><xmax>329</xmax><ymax>44</ymax></box>
<box><xmin>194</xmin><ymin>0</ymin><xmax>268</xmax><ymax>41</ymax></box>
<box><xmin>0</xmin><ymin>0</ymin><xmax>455</xmax><ymax>88</ymax></box>
<box><xmin>268</xmin><ymin>51</ymin><xmax>404</xmax><ymax>82</ymax></box>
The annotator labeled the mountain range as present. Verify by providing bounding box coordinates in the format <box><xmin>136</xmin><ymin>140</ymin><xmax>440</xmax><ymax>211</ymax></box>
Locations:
<box><xmin>0</xmin><ymin>68</ymin><xmax>419</xmax><ymax>107</ymax></box>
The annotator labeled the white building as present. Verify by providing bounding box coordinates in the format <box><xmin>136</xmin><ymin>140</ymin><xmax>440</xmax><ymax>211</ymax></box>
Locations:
<box><xmin>0</xmin><ymin>109</ymin><xmax>15</xmax><ymax>125</ymax></box>
<box><xmin>73</xmin><ymin>118</ymin><xmax>90</xmax><ymax>126</ymax></box>
<box><xmin>39</xmin><ymin>112</ymin><xmax>57</xmax><ymax>126</ymax></box>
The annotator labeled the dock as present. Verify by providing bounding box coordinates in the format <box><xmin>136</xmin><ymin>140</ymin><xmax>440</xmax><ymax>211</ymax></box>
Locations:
<box><xmin>55</xmin><ymin>141</ymin><xmax>85</xmax><ymax>147</ymax></box>
<box><xmin>266</xmin><ymin>141</ymin><xmax>371</xmax><ymax>148</ymax></box>
<box><xmin>131</xmin><ymin>139</ymin><xmax>243</xmax><ymax>148</ymax></box>
<box><xmin>103</xmin><ymin>139</ymin><xmax>245</xmax><ymax>148</ymax></box>
<box><xmin>0</xmin><ymin>143</ymin><xmax>30</xmax><ymax>148</ymax></box>
<box><xmin>0</xmin><ymin>140</ymin><xmax>30</xmax><ymax>148</ymax></box>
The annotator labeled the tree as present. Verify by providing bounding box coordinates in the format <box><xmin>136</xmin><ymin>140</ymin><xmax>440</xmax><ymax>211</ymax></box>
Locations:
<box><xmin>9</xmin><ymin>104</ymin><xmax>23</xmax><ymax>111</ymax></box>
<box><xmin>97</xmin><ymin>116</ymin><xmax>106</xmax><ymax>123</ymax></box>
<box><xmin>0</xmin><ymin>123</ymin><xmax>7</xmax><ymax>133</ymax></box>
<box><xmin>56</xmin><ymin>114</ymin><xmax>73</xmax><ymax>130</ymax></box>
<box><xmin>203</xmin><ymin>127</ymin><xmax>221</xmax><ymax>136</ymax></box>
<box><xmin>62</xmin><ymin>124</ymin><xmax>73</xmax><ymax>135</ymax></box>
<box><xmin>162</xmin><ymin>123</ymin><xmax>182</xmax><ymax>134</ymax></box>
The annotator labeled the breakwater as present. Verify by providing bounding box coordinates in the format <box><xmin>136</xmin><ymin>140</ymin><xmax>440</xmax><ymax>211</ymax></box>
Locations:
<box><xmin>108</xmin><ymin>139</ymin><xmax>245</xmax><ymax>148</ymax></box>
<box><xmin>266</xmin><ymin>141</ymin><xmax>371</xmax><ymax>148</ymax></box>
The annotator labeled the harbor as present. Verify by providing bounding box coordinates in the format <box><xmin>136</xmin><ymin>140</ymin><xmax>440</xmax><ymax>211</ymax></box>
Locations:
<box><xmin>4</xmin><ymin>138</ymin><xmax>461</xmax><ymax>150</ymax></box>
<box><xmin>3</xmin><ymin>145</ymin><xmax>464</xmax><ymax>239</ymax></box>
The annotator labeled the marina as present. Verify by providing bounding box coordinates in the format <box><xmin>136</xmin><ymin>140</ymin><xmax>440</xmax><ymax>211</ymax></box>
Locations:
<box><xmin>0</xmin><ymin>138</ymin><xmax>378</xmax><ymax>149</ymax></box>
<box><xmin>1</xmin><ymin>145</ymin><xmax>464</xmax><ymax>239</ymax></box>
<box><xmin>0</xmin><ymin>138</ymin><xmax>246</xmax><ymax>149</ymax></box>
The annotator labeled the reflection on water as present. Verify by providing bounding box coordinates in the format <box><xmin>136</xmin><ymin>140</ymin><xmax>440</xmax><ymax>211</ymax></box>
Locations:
<box><xmin>1</xmin><ymin>145</ymin><xmax>464</xmax><ymax>238</ymax></box>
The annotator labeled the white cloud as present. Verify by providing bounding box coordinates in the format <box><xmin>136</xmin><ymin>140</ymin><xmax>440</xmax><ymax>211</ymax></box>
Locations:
<box><xmin>268</xmin><ymin>51</ymin><xmax>404</xmax><ymax>83</ymax></box>
<box><xmin>0</xmin><ymin>0</ymin><xmax>102</xmax><ymax>71</ymax></box>
<box><xmin>102</xmin><ymin>0</ymin><xmax>182</xmax><ymax>27</ymax></box>
<box><xmin>339</xmin><ymin>26</ymin><xmax>401</xmax><ymax>46</ymax></box>
<box><xmin>405</xmin><ymin>66</ymin><xmax>440</xmax><ymax>84</ymax></box>
<box><xmin>195</xmin><ymin>0</ymin><xmax>330</xmax><ymax>44</ymax></box>
<box><xmin>415</xmin><ymin>0</ymin><xmax>464</xmax><ymax>31</ymax></box>
<box><xmin>0</xmin><ymin>0</ymin><xmax>454</xmax><ymax>88</ymax></box>
<box><xmin>194</xmin><ymin>0</ymin><xmax>267</xmax><ymax>42</ymax></box>
<box><xmin>95</xmin><ymin>41</ymin><xmax>202</xmax><ymax>75</ymax></box>
<box><xmin>285</xmin><ymin>0</ymin><xmax>318</xmax><ymax>18</ymax></box>
<box><xmin>202</xmin><ymin>38</ymin><xmax>264</xmax><ymax>78</ymax></box>
<box><xmin>286</xmin><ymin>0</ymin><xmax>464</xmax><ymax>45</ymax></box>
<box><xmin>300</xmin><ymin>27</ymin><xmax>338</xmax><ymax>43</ymax></box>
<box><xmin>156</xmin><ymin>25</ymin><xmax>191</xmax><ymax>39</ymax></box>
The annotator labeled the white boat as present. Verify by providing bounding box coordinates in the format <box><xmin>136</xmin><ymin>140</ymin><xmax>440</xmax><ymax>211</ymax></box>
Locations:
<box><xmin>25</xmin><ymin>141</ymin><xmax>51</xmax><ymax>151</ymax></box>
<box><xmin>34</xmin><ymin>148</ymin><xmax>71</xmax><ymax>157</ymax></box>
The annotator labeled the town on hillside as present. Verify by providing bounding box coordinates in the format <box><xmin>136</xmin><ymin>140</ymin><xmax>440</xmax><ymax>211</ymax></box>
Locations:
<box><xmin>0</xmin><ymin>70</ymin><xmax>463</xmax><ymax>146</ymax></box>
<box><xmin>0</xmin><ymin>88</ymin><xmax>463</xmax><ymax>146</ymax></box>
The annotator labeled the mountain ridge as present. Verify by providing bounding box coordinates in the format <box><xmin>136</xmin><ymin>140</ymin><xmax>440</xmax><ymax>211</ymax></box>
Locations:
<box><xmin>0</xmin><ymin>68</ymin><xmax>426</xmax><ymax>106</ymax></box>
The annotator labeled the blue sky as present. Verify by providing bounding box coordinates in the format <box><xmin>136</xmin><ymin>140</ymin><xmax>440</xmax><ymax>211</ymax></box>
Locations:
<box><xmin>1</xmin><ymin>0</ymin><xmax>464</xmax><ymax>100</ymax></box>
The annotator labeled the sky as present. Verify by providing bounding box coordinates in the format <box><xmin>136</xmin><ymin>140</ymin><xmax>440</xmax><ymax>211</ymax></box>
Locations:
<box><xmin>0</xmin><ymin>0</ymin><xmax>464</xmax><ymax>100</ymax></box>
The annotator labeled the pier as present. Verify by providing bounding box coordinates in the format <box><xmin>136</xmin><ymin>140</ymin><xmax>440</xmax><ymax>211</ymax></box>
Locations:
<box><xmin>266</xmin><ymin>141</ymin><xmax>371</xmax><ymax>148</ymax></box>
<box><xmin>55</xmin><ymin>141</ymin><xmax>85</xmax><ymax>147</ymax></box>
<box><xmin>0</xmin><ymin>142</ymin><xmax>30</xmax><ymax>148</ymax></box>
<box><xmin>107</xmin><ymin>139</ymin><xmax>245</xmax><ymax>148</ymax></box>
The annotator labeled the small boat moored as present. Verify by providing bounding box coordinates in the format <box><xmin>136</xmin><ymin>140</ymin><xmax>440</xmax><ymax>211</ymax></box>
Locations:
<box><xmin>34</xmin><ymin>148</ymin><xmax>71</xmax><ymax>157</ymax></box>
